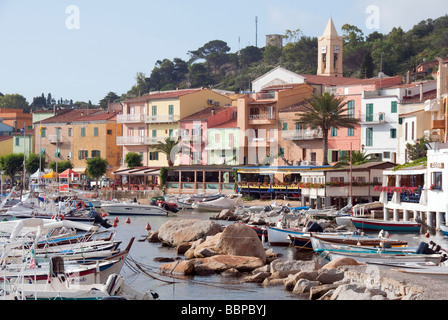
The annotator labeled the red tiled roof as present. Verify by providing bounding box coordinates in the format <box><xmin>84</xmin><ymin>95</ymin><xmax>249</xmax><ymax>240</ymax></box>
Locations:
<box><xmin>209</xmin><ymin>118</ymin><xmax>237</xmax><ymax>129</ymax></box>
<box><xmin>180</xmin><ymin>106</ymin><xmax>228</xmax><ymax>121</ymax></box>
<box><xmin>300</xmin><ymin>74</ymin><xmax>379</xmax><ymax>86</ymax></box>
<box><xmin>123</xmin><ymin>89</ymin><xmax>203</xmax><ymax>103</ymax></box>
<box><xmin>279</xmin><ymin>100</ymin><xmax>310</xmax><ymax>113</ymax></box>
<box><xmin>401</xmin><ymin>89</ymin><xmax>437</xmax><ymax>104</ymax></box>
<box><xmin>0</xmin><ymin>136</ymin><xmax>13</xmax><ymax>143</ymax></box>
<box><xmin>40</xmin><ymin>109</ymin><xmax>103</xmax><ymax>124</ymax></box>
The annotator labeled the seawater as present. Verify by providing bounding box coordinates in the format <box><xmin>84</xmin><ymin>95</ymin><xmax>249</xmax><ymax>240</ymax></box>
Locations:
<box><xmin>111</xmin><ymin>210</ymin><xmax>448</xmax><ymax>300</ymax></box>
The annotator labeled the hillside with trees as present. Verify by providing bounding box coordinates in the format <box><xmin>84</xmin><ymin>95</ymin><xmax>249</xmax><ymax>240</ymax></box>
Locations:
<box><xmin>111</xmin><ymin>14</ymin><xmax>448</xmax><ymax>103</ymax></box>
<box><xmin>6</xmin><ymin>14</ymin><xmax>448</xmax><ymax>110</ymax></box>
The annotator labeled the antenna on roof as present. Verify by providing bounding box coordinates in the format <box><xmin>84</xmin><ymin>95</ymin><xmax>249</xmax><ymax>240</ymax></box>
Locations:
<box><xmin>255</xmin><ymin>16</ymin><xmax>258</xmax><ymax>47</ymax></box>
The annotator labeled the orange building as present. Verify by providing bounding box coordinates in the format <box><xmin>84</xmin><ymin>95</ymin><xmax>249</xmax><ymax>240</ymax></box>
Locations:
<box><xmin>0</xmin><ymin>108</ymin><xmax>33</xmax><ymax>132</ymax></box>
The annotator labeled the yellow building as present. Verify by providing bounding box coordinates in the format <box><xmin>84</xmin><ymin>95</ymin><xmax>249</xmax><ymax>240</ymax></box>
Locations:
<box><xmin>0</xmin><ymin>136</ymin><xmax>13</xmax><ymax>157</ymax></box>
<box><xmin>117</xmin><ymin>89</ymin><xmax>232</xmax><ymax>167</ymax></box>
<box><xmin>72</xmin><ymin>111</ymin><xmax>122</xmax><ymax>178</ymax></box>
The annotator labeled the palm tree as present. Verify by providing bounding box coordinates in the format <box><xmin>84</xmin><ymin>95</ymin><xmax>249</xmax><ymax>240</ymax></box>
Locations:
<box><xmin>153</xmin><ymin>137</ymin><xmax>180</xmax><ymax>167</ymax></box>
<box><xmin>295</xmin><ymin>92</ymin><xmax>360</xmax><ymax>165</ymax></box>
<box><xmin>333</xmin><ymin>150</ymin><xmax>379</xmax><ymax>168</ymax></box>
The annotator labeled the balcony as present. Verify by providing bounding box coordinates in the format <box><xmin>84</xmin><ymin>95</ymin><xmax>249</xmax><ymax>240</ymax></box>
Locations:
<box><xmin>248</xmin><ymin>137</ymin><xmax>276</xmax><ymax>147</ymax></box>
<box><xmin>282</xmin><ymin>130</ymin><xmax>323</xmax><ymax>141</ymax></box>
<box><xmin>117</xmin><ymin>114</ymin><xmax>144</xmax><ymax>123</ymax></box>
<box><xmin>248</xmin><ymin>113</ymin><xmax>276</xmax><ymax>125</ymax></box>
<box><xmin>48</xmin><ymin>135</ymin><xmax>61</xmax><ymax>144</ymax></box>
<box><xmin>145</xmin><ymin>115</ymin><xmax>180</xmax><ymax>124</ymax></box>
<box><xmin>181</xmin><ymin>135</ymin><xmax>206</xmax><ymax>144</ymax></box>
<box><xmin>249</xmin><ymin>92</ymin><xmax>276</xmax><ymax>100</ymax></box>
<box><xmin>116</xmin><ymin>136</ymin><xmax>146</xmax><ymax>146</ymax></box>
<box><xmin>361</xmin><ymin>112</ymin><xmax>388</xmax><ymax>124</ymax></box>
<box><xmin>116</xmin><ymin>136</ymin><xmax>166</xmax><ymax>146</ymax></box>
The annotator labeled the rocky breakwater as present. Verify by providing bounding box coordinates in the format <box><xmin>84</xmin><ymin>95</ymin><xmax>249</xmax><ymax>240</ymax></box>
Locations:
<box><xmin>150</xmin><ymin>217</ymin><xmax>423</xmax><ymax>300</ymax></box>
<box><xmin>157</xmin><ymin>220</ymin><xmax>270</xmax><ymax>276</ymax></box>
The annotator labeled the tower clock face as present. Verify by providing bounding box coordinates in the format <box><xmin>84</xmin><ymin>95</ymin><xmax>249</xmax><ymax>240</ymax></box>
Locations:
<box><xmin>321</xmin><ymin>46</ymin><xmax>327</xmax><ymax>54</ymax></box>
<box><xmin>334</xmin><ymin>46</ymin><xmax>340</xmax><ymax>53</ymax></box>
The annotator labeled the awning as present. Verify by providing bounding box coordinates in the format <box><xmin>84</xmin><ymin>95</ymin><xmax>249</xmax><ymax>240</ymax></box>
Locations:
<box><xmin>72</xmin><ymin>167</ymin><xmax>86</xmax><ymax>174</ymax></box>
<box><xmin>43</xmin><ymin>171</ymin><xmax>58</xmax><ymax>179</ymax></box>
<box><xmin>113</xmin><ymin>167</ymin><xmax>161</xmax><ymax>176</ymax></box>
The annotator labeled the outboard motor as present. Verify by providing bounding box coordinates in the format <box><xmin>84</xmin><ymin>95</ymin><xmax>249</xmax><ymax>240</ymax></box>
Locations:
<box><xmin>87</xmin><ymin>210</ymin><xmax>112</xmax><ymax>229</ymax></box>
<box><xmin>416</xmin><ymin>242</ymin><xmax>434</xmax><ymax>254</ymax></box>
<box><xmin>306</xmin><ymin>221</ymin><xmax>323</xmax><ymax>233</ymax></box>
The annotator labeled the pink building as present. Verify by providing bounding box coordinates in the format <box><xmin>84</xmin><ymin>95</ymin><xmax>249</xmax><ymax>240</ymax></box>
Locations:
<box><xmin>179</xmin><ymin>106</ymin><xmax>237</xmax><ymax>165</ymax></box>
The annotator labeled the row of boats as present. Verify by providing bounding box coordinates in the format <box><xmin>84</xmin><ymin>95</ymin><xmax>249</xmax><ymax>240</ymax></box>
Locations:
<box><xmin>0</xmin><ymin>217</ymin><xmax>156</xmax><ymax>300</ymax></box>
<box><xmin>0</xmin><ymin>189</ymin><xmax>160</xmax><ymax>300</ymax></box>
<box><xmin>258</xmin><ymin>210</ymin><xmax>448</xmax><ymax>281</ymax></box>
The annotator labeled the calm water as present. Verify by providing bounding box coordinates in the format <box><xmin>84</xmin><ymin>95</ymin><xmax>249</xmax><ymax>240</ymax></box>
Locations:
<box><xmin>110</xmin><ymin>210</ymin><xmax>448</xmax><ymax>301</ymax></box>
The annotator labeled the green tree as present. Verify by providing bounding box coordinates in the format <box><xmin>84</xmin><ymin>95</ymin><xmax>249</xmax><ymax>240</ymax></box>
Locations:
<box><xmin>406</xmin><ymin>136</ymin><xmax>429</xmax><ymax>161</ymax></box>
<box><xmin>0</xmin><ymin>153</ymin><xmax>24</xmax><ymax>186</ymax></box>
<box><xmin>99</xmin><ymin>92</ymin><xmax>120</xmax><ymax>109</ymax></box>
<box><xmin>263</xmin><ymin>45</ymin><xmax>282</xmax><ymax>65</ymax></box>
<box><xmin>125</xmin><ymin>152</ymin><xmax>143</xmax><ymax>168</ymax></box>
<box><xmin>361</xmin><ymin>51</ymin><xmax>375</xmax><ymax>78</ymax></box>
<box><xmin>0</xmin><ymin>94</ymin><xmax>29</xmax><ymax>111</ymax></box>
<box><xmin>153</xmin><ymin>137</ymin><xmax>180</xmax><ymax>167</ymax></box>
<box><xmin>86</xmin><ymin>157</ymin><xmax>108</xmax><ymax>190</ymax></box>
<box><xmin>333</xmin><ymin>150</ymin><xmax>379</xmax><ymax>168</ymax></box>
<box><xmin>49</xmin><ymin>160</ymin><xmax>73</xmax><ymax>173</ymax></box>
<box><xmin>26</xmin><ymin>153</ymin><xmax>47</xmax><ymax>174</ymax></box>
<box><xmin>295</xmin><ymin>93</ymin><xmax>359</xmax><ymax>165</ymax></box>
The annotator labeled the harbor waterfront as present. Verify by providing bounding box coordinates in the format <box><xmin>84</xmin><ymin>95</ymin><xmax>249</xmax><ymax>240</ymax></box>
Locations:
<box><xmin>109</xmin><ymin>197</ymin><xmax>448</xmax><ymax>301</ymax></box>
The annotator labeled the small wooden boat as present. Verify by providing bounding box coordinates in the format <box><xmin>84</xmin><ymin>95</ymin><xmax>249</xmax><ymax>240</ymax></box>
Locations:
<box><xmin>311</xmin><ymin>233</ymin><xmax>408</xmax><ymax>247</ymax></box>
<box><xmin>439</xmin><ymin>224</ymin><xmax>448</xmax><ymax>236</ymax></box>
<box><xmin>350</xmin><ymin>217</ymin><xmax>421</xmax><ymax>232</ymax></box>
<box><xmin>325</xmin><ymin>251</ymin><xmax>443</xmax><ymax>265</ymax></box>
<box><xmin>267</xmin><ymin>226</ymin><xmax>352</xmax><ymax>246</ymax></box>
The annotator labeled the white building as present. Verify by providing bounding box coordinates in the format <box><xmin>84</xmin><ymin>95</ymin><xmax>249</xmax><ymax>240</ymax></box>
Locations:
<box><xmin>381</xmin><ymin>144</ymin><xmax>448</xmax><ymax>230</ymax></box>
<box><xmin>361</xmin><ymin>81</ymin><xmax>437</xmax><ymax>164</ymax></box>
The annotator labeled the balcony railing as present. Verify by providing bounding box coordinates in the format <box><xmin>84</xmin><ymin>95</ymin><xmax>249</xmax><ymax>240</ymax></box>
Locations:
<box><xmin>117</xmin><ymin>114</ymin><xmax>144</xmax><ymax>123</ymax></box>
<box><xmin>48</xmin><ymin>135</ymin><xmax>61</xmax><ymax>144</ymax></box>
<box><xmin>282</xmin><ymin>130</ymin><xmax>323</xmax><ymax>141</ymax></box>
<box><xmin>249</xmin><ymin>92</ymin><xmax>276</xmax><ymax>100</ymax></box>
<box><xmin>249</xmin><ymin>113</ymin><xmax>275</xmax><ymax>121</ymax></box>
<box><xmin>361</xmin><ymin>112</ymin><xmax>388</xmax><ymax>124</ymax></box>
<box><xmin>116</xmin><ymin>136</ymin><xmax>165</xmax><ymax>146</ymax></box>
<box><xmin>145</xmin><ymin>115</ymin><xmax>180</xmax><ymax>123</ymax></box>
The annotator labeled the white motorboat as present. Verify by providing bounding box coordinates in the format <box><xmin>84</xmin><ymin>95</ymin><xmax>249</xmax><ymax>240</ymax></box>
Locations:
<box><xmin>191</xmin><ymin>194</ymin><xmax>242</xmax><ymax>212</ymax></box>
<box><xmin>100</xmin><ymin>200</ymin><xmax>169</xmax><ymax>216</ymax></box>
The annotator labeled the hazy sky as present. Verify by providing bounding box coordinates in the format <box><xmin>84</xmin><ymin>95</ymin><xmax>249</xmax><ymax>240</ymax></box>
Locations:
<box><xmin>0</xmin><ymin>0</ymin><xmax>446</xmax><ymax>105</ymax></box>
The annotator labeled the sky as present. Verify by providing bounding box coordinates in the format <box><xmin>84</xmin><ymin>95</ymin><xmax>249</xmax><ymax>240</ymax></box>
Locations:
<box><xmin>0</xmin><ymin>0</ymin><xmax>447</xmax><ymax>105</ymax></box>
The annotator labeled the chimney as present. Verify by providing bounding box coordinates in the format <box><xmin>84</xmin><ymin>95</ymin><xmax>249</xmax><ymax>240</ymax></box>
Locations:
<box><xmin>211</xmin><ymin>108</ymin><xmax>215</xmax><ymax>115</ymax></box>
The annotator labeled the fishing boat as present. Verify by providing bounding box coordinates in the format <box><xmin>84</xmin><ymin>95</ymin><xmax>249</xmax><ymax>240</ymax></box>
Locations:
<box><xmin>7</xmin><ymin>272</ymin><xmax>152</xmax><ymax>300</ymax></box>
<box><xmin>350</xmin><ymin>217</ymin><xmax>422</xmax><ymax>232</ymax></box>
<box><xmin>391</xmin><ymin>265</ymin><xmax>448</xmax><ymax>281</ymax></box>
<box><xmin>324</xmin><ymin>251</ymin><xmax>443</xmax><ymax>265</ymax></box>
<box><xmin>191</xmin><ymin>194</ymin><xmax>243</xmax><ymax>212</ymax></box>
<box><xmin>311</xmin><ymin>233</ymin><xmax>408</xmax><ymax>247</ymax></box>
<box><xmin>310</xmin><ymin>237</ymin><xmax>417</xmax><ymax>255</ymax></box>
<box><xmin>100</xmin><ymin>200</ymin><xmax>169</xmax><ymax>216</ymax></box>
<box><xmin>0</xmin><ymin>237</ymin><xmax>135</xmax><ymax>285</ymax></box>
<box><xmin>439</xmin><ymin>224</ymin><xmax>448</xmax><ymax>236</ymax></box>
<box><xmin>267</xmin><ymin>225</ymin><xmax>353</xmax><ymax>246</ymax></box>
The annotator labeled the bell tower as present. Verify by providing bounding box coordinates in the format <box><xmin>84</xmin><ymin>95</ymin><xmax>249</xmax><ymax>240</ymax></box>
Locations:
<box><xmin>317</xmin><ymin>18</ymin><xmax>343</xmax><ymax>77</ymax></box>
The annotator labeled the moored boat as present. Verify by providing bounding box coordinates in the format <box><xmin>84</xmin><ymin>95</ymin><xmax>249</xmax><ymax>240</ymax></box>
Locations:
<box><xmin>350</xmin><ymin>217</ymin><xmax>421</xmax><ymax>232</ymax></box>
<box><xmin>100</xmin><ymin>201</ymin><xmax>169</xmax><ymax>216</ymax></box>
<box><xmin>325</xmin><ymin>251</ymin><xmax>443</xmax><ymax>265</ymax></box>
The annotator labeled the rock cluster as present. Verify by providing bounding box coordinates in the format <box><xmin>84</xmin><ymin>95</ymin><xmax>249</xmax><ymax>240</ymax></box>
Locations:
<box><xmin>150</xmin><ymin>218</ymin><xmax>420</xmax><ymax>300</ymax></box>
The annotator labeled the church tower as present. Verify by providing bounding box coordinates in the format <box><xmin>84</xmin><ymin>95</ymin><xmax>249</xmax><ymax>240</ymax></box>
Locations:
<box><xmin>317</xmin><ymin>18</ymin><xmax>343</xmax><ymax>77</ymax></box>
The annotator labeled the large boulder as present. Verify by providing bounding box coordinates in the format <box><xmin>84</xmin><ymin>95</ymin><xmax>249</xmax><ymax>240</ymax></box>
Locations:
<box><xmin>158</xmin><ymin>219</ymin><xmax>223</xmax><ymax>247</ymax></box>
<box><xmin>216</xmin><ymin>223</ymin><xmax>267</xmax><ymax>263</ymax></box>
<box><xmin>193</xmin><ymin>255</ymin><xmax>265</xmax><ymax>274</ymax></box>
